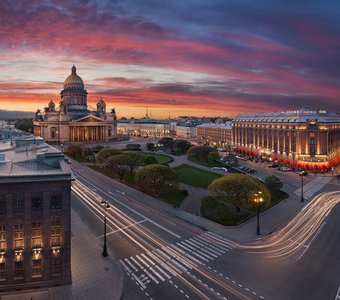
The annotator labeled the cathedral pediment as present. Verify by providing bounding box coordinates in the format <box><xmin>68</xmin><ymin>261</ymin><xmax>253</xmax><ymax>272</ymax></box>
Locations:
<box><xmin>75</xmin><ymin>115</ymin><xmax>104</xmax><ymax>123</ymax></box>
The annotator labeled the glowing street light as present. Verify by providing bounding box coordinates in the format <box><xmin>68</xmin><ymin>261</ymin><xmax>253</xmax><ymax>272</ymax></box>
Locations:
<box><xmin>254</xmin><ymin>191</ymin><xmax>264</xmax><ymax>235</ymax></box>
<box><xmin>100</xmin><ymin>199</ymin><xmax>110</xmax><ymax>257</ymax></box>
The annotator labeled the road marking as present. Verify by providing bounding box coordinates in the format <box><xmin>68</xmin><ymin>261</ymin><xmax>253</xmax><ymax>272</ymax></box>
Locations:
<box><xmin>130</xmin><ymin>256</ymin><xmax>143</xmax><ymax>270</ymax></box>
<box><xmin>142</xmin><ymin>253</ymin><xmax>155</xmax><ymax>266</ymax></box>
<box><xmin>132</xmin><ymin>273</ymin><xmax>146</xmax><ymax>289</ymax></box>
<box><xmin>119</xmin><ymin>259</ymin><xmax>132</xmax><ymax>273</ymax></box>
<box><xmin>98</xmin><ymin>219</ymin><xmax>147</xmax><ymax>237</ymax></box>
<box><xmin>136</xmin><ymin>255</ymin><xmax>150</xmax><ymax>268</ymax></box>
<box><xmin>334</xmin><ymin>284</ymin><xmax>340</xmax><ymax>300</ymax></box>
<box><xmin>125</xmin><ymin>258</ymin><xmax>138</xmax><ymax>272</ymax></box>
<box><xmin>74</xmin><ymin>175</ymin><xmax>181</xmax><ymax>238</ymax></box>
<box><xmin>143</xmin><ymin>268</ymin><xmax>159</xmax><ymax>284</ymax></box>
<box><xmin>149</xmin><ymin>266</ymin><xmax>165</xmax><ymax>282</ymax></box>
<box><xmin>154</xmin><ymin>264</ymin><xmax>171</xmax><ymax>279</ymax></box>
<box><xmin>297</xmin><ymin>221</ymin><xmax>327</xmax><ymax>261</ymax></box>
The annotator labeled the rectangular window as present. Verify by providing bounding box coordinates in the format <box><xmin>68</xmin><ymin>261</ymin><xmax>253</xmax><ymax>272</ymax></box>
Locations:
<box><xmin>0</xmin><ymin>196</ymin><xmax>6</xmax><ymax>215</ymax></box>
<box><xmin>32</xmin><ymin>222</ymin><xmax>42</xmax><ymax>248</ymax></box>
<box><xmin>50</xmin><ymin>194</ymin><xmax>62</xmax><ymax>210</ymax></box>
<box><xmin>14</xmin><ymin>224</ymin><xmax>24</xmax><ymax>249</ymax></box>
<box><xmin>0</xmin><ymin>262</ymin><xmax>6</xmax><ymax>280</ymax></box>
<box><xmin>51</xmin><ymin>255</ymin><xmax>61</xmax><ymax>274</ymax></box>
<box><xmin>32</xmin><ymin>257</ymin><xmax>42</xmax><ymax>277</ymax></box>
<box><xmin>13</xmin><ymin>194</ymin><xmax>24</xmax><ymax>214</ymax></box>
<box><xmin>32</xmin><ymin>193</ymin><xmax>42</xmax><ymax>211</ymax></box>
<box><xmin>14</xmin><ymin>260</ymin><xmax>24</xmax><ymax>278</ymax></box>
<box><xmin>50</xmin><ymin>219</ymin><xmax>61</xmax><ymax>246</ymax></box>
<box><xmin>0</xmin><ymin>225</ymin><xmax>5</xmax><ymax>250</ymax></box>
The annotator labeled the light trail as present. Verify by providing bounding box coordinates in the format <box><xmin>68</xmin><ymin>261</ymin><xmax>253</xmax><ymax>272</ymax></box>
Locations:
<box><xmin>235</xmin><ymin>191</ymin><xmax>340</xmax><ymax>259</ymax></box>
<box><xmin>72</xmin><ymin>179</ymin><xmax>255</xmax><ymax>300</ymax></box>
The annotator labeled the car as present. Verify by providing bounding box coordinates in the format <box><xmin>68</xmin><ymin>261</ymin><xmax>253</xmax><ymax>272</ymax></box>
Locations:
<box><xmin>212</xmin><ymin>167</ymin><xmax>228</xmax><ymax>172</ymax></box>
<box><xmin>239</xmin><ymin>166</ymin><xmax>247</xmax><ymax>170</ymax></box>
<box><xmin>247</xmin><ymin>169</ymin><xmax>257</xmax><ymax>173</ymax></box>
<box><xmin>268</xmin><ymin>164</ymin><xmax>279</xmax><ymax>168</ymax></box>
<box><xmin>278</xmin><ymin>166</ymin><xmax>291</xmax><ymax>172</ymax></box>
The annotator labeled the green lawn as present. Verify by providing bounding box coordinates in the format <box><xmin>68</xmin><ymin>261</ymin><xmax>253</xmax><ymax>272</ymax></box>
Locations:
<box><xmin>159</xmin><ymin>189</ymin><xmax>188</xmax><ymax>207</ymax></box>
<box><xmin>140</xmin><ymin>152</ymin><xmax>173</xmax><ymax>164</ymax></box>
<box><xmin>173</xmin><ymin>164</ymin><xmax>222</xmax><ymax>188</ymax></box>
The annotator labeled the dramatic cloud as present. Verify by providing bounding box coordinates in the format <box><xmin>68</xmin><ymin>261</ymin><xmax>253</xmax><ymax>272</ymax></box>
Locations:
<box><xmin>0</xmin><ymin>0</ymin><xmax>339</xmax><ymax>117</ymax></box>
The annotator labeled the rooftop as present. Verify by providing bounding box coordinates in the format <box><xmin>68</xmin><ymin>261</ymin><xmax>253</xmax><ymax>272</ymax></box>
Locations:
<box><xmin>234</xmin><ymin>108</ymin><xmax>340</xmax><ymax>123</ymax></box>
<box><xmin>0</xmin><ymin>136</ymin><xmax>73</xmax><ymax>183</ymax></box>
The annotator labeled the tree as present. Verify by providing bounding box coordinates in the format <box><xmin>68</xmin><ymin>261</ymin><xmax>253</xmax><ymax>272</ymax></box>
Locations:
<box><xmin>187</xmin><ymin>146</ymin><xmax>218</xmax><ymax>163</ymax></box>
<box><xmin>66</xmin><ymin>142</ymin><xmax>86</xmax><ymax>157</ymax></box>
<box><xmin>107</xmin><ymin>155</ymin><xmax>130</xmax><ymax>181</ymax></box>
<box><xmin>146</xmin><ymin>143</ymin><xmax>155</xmax><ymax>150</ymax></box>
<box><xmin>126</xmin><ymin>144</ymin><xmax>141</xmax><ymax>151</ymax></box>
<box><xmin>96</xmin><ymin>147</ymin><xmax>122</xmax><ymax>163</ymax></box>
<box><xmin>158</xmin><ymin>137</ymin><xmax>174</xmax><ymax>149</ymax></box>
<box><xmin>208</xmin><ymin>174</ymin><xmax>271</xmax><ymax>212</ymax></box>
<box><xmin>136</xmin><ymin>164</ymin><xmax>179</xmax><ymax>194</ymax></box>
<box><xmin>172</xmin><ymin>139</ymin><xmax>192</xmax><ymax>154</ymax></box>
<box><xmin>264</xmin><ymin>176</ymin><xmax>283</xmax><ymax>193</ymax></box>
<box><xmin>144</xmin><ymin>155</ymin><xmax>158</xmax><ymax>165</ymax></box>
<box><xmin>14</xmin><ymin>118</ymin><xmax>33</xmax><ymax>132</ymax></box>
<box><xmin>122</xmin><ymin>152</ymin><xmax>144</xmax><ymax>174</ymax></box>
<box><xmin>207</xmin><ymin>152</ymin><xmax>220</xmax><ymax>163</ymax></box>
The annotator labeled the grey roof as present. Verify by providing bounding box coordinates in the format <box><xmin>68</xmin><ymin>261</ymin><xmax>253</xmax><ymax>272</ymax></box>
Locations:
<box><xmin>197</xmin><ymin>121</ymin><xmax>232</xmax><ymax>129</ymax></box>
<box><xmin>0</xmin><ymin>139</ymin><xmax>73</xmax><ymax>183</ymax></box>
<box><xmin>233</xmin><ymin>108</ymin><xmax>340</xmax><ymax>123</ymax></box>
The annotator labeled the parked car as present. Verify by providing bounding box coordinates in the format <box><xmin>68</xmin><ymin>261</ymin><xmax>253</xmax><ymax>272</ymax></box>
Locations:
<box><xmin>278</xmin><ymin>166</ymin><xmax>292</xmax><ymax>172</ymax></box>
<box><xmin>268</xmin><ymin>164</ymin><xmax>279</xmax><ymax>168</ymax></box>
<box><xmin>247</xmin><ymin>169</ymin><xmax>257</xmax><ymax>173</ymax></box>
<box><xmin>212</xmin><ymin>167</ymin><xmax>228</xmax><ymax>172</ymax></box>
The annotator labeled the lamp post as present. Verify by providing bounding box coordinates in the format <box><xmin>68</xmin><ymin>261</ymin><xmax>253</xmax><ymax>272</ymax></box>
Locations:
<box><xmin>254</xmin><ymin>191</ymin><xmax>263</xmax><ymax>235</ymax></box>
<box><xmin>299</xmin><ymin>170</ymin><xmax>307</xmax><ymax>202</ymax></box>
<box><xmin>101</xmin><ymin>199</ymin><xmax>110</xmax><ymax>257</ymax></box>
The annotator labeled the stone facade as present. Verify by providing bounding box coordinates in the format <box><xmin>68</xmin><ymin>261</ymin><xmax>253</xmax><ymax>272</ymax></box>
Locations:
<box><xmin>0</xmin><ymin>140</ymin><xmax>73</xmax><ymax>292</ymax></box>
<box><xmin>232</xmin><ymin>109</ymin><xmax>340</xmax><ymax>169</ymax></box>
<box><xmin>33</xmin><ymin>66</ymin><xmax>117</xmax><ymax>143</ymax></box>
<box><xmin>196</xmin><ymin>122</ymin><xmax>232</xmax><ymax>150</ymax></box>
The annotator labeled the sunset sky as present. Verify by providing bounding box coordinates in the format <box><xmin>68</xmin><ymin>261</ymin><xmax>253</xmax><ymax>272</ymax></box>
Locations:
<box><xmin>1</xmin><ymin>0</ymin><xmax>340</xmax><ymax>118</ymax></box>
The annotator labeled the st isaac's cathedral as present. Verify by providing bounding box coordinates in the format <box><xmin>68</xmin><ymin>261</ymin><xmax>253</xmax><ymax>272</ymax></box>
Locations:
<box><xmin>33</xmin><ymin>66</ymin><xmax>117</xmax><ymax>143</ymax></box>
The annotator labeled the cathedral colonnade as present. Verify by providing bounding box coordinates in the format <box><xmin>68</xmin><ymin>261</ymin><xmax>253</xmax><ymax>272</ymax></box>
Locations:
<box><xmin>69</xmin><ymin>125</ymin><xmax>112</xmax><ymax>142</ymax></box>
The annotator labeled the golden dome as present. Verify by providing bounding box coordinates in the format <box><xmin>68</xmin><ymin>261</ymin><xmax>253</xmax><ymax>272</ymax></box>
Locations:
<box><xmin>63</xmin><ymin>65</ymin><xmax>84</xmax><ymax>89</ymax></box>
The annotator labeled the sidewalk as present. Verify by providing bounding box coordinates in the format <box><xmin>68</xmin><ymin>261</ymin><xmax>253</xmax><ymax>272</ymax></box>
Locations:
<box><xmin>2</xmin><ymin>209</ymin><xmax>124</xmax><ymax>300</ymax></box>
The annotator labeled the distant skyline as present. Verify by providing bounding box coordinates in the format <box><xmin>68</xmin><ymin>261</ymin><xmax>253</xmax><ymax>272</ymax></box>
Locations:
<box><xmin>1</xmin><ymin>0</ymin><xmax>340</xmax><ymax>118</ymax></box>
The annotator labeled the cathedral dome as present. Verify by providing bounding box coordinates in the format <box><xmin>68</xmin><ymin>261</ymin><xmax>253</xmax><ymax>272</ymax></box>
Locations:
<box><xmin>63</xmin><ymin>65</ymin><xmax>84</xmax><ymax>90</ymax></box>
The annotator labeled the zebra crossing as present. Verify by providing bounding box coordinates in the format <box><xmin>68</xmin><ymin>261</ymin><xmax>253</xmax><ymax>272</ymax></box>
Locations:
<box><xmin>119</xmin><ymin>231</ymin><xmax>234</xmax><ymax>290</ymax></box>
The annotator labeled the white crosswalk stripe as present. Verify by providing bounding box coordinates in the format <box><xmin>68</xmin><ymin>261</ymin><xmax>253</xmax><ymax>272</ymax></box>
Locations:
<box><xmin>119</xmin><ymin>232</ymin><xmax>234</xmax><ymax>290</ymax></box>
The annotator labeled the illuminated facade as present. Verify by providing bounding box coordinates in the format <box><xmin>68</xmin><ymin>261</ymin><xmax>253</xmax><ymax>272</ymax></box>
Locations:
<box><xmin>232</xmin><ymin>109</ymin><xmax>340</xmax><ymax>170</ymax></box>
<box><xmin>196</xmin><ymin>122</ymin><xmax>232</xmax><ymax>149</ymax></box>
<box><xmin>117</xmin><ymin>119</ymin><xmax>172</xmax><ymax>138</ymax></box>
<box><xmin>33</xmin><ymin>66</ymin><xmax>117</xmax><ymax>143</ymax></box>
<box><xmin>0</xmin><ymin>137</ymin><xmax>73</xmax><ymax>292</ymax></box>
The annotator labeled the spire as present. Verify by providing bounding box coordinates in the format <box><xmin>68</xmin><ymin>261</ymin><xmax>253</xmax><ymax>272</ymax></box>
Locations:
<box><xmin>72</xmin><ymin>65</ymin><xmax>76</xmax><ymax>75</ymax></box>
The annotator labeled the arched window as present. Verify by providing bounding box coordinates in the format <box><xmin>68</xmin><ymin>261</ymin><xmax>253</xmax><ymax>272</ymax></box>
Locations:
<box><xmin>51</xmin><ymin>127</ymin><xmax>57</xmax><ymax>139</ymax></box>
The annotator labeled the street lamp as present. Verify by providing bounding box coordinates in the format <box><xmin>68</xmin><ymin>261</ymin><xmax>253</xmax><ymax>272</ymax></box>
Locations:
<box><xmin>254</xmin><ymin>191</ymin><xmax>263</xmax><ymax>235</ymax></box>
<box><xmin>100</xmin><ymin>199</ymin><xmax>110</xmax><ymax>257</ymax></box>
<box><xmin>299</xmin><ymin>170</ymin><xmax>308</xmax><ymax>202</ymax></box>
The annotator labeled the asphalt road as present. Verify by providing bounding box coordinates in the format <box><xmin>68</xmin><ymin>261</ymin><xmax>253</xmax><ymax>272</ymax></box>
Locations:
<box><xmin>70</xmin><ymin>160</ymin><xmax>340</xmax><ymax>300</ymax></box>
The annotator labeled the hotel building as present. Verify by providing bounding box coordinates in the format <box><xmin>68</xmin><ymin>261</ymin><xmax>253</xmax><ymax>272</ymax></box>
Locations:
<box><xmin>0</xmin><ymin>135</ymin><xmax>73</xmax><ymax>292</ymax></box>
<box><xmin>196</xmin><ymin>122</ymin><xmax>233</xmax><ymax>150</ymax></box>
<box><xmin>232</xmin><ymin>109</ymin><xmax>340</xmax><ymax>170</ymax></box>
